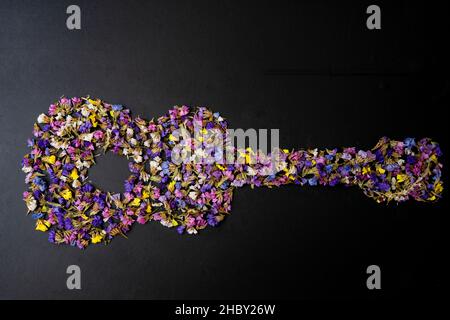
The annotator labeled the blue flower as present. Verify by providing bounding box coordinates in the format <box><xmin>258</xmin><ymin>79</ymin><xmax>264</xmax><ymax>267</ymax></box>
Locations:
<box><xmin>31</xmin><ymin>213</ymin><xmax>44</xmax><ymax>219</ymax></box>
<box><xmin>33</xmin><ymin>176</ymin><xmax>47</xmax><ymax>191</ymax></box>
<box><xmin>308</xmin><ymin>177</ymin><xmax>318</xmax><ymax>186</ymax></box>
<box><xmin>404</xmin><ymin>138</ymin><xmax>416</xmax><ymax>148</ymax></box>
<box><xmin>112</xmin><ymin>104</ymin><xmax>123</xmax><ymax>111</ymax></box>
<box><xmin>386</xmin><ymin>164</ymin><xmax>397</xmax><ymax>172</ymax></box>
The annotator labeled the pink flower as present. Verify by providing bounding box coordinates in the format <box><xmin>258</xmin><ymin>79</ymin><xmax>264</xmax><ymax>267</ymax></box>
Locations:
<box><xmin>60</xmin><ymin>97</ymin><xmax>71</xmax><ymax>105</ymax></box>
<box><xmin>120</xmin><ymin>214</ymin><xmax>133</xmax><ymax>226</ymax></box>
<box><xmin>48</xmin><ymin>104</ymin><xmax>57</xmax><ymax>115</ymax></box>
<box><xmin>186</xmin><ymin>216</ymin><xmax>196</xmax><ymax>228</ymax></box>
<box><xmin>179</xmin><ymin>105</ymin><xmax>189</xmax><ymax>116</ymax></box>
<box><xmin>102</xmin><ymin>207</ymin><xmax>112</xmax><ymax>219</ymax></box>
<box><xmin>93</xmin><ymin>130</ymin><xmax>104</xmax><ymax>140</ymax></box>
<box><xmin>148</xmin><ymin>123</ymin><xmax>157</xmax><ymax>132</ymax></box>
<box><xmin>136</xmin><ymin>215</ymin><xmax>147</xmax><ymax>224</ymax></box>
<box><xmin>72</xmin><ymin>97</ymin><xmax>81</xmax><ymax>105</ymax></box>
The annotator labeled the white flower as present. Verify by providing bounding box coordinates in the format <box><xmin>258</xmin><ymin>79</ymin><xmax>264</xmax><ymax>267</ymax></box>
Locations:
<box><xmin>37</xmin><ymin>113</ymin><xmax>49</xmax><ymax>124</ymax></box>
<box><xmin>149</xmin><ymin>160</ymin><xmax>160</xmax><ymax>169</ymax></box>
<box><xmin>150</xmin><ymin>132</ymin><xmax>160</xmax><ymax>143</ymax></box>
<box><xmin>188</xmin><ymin>191</ymin><xmax>198</xmax><ymax>200</ymax></box>
<box><xmin>27</xmin><ymin>197</ymin><xmax>37</xmax><ymax>211</ymax></box>
<box><xmin>160</xmin><ymin>219</ymin><xmax>173</xmax><ymax>228</ymax></box>
<box><xmin>187</xmin><ymin>227</ymin><xmax>198</xmax><ymax>235</ymax></box>
<box><xmin>75</xmin><ymin>159</ymin><xmax>89</xmax><ymax>170</ymax></box>
<box><xmin>72</xmin><ymin>179</ymin><xmax>81</xmax><ymax>188</ymax></box>
<box><xmin>247</xmin><ymin>167</ymin><xmax>256</xmax><ymax>176</ymax></box>
<box><xmin>22</xmin><ymin>166</ymin><xmax>32</xmax><ymax>173</ymax></box>
<box><xmin>81</xmin><ymin>108</ymin><xmax>90</xmax><ymax>117</ymax></box>
<box><xmin>81</xmin><ymin>133</ymin><xmax>93</xmax><ymax>142</ymax></box>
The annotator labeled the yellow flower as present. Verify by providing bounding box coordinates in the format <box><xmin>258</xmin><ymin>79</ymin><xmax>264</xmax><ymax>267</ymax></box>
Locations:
<box><xmin>130</xmin><ymin>198</ymin><xmax>141</xmax><ymax>207</ymax></box>
<box><xmin>282</xmin><ymin>149</ymin><xmax>289</xmax><ymax>154</ymax></box>
<box><xmin>43</xmin><ymin>155</ymin><xmax>56</xmax><ymax>164</ymax></box>
<box><xmin>428</xmin><ymin>195</ymin><xmax>436</xmax><ymax>201</ymax></box>
<box><xmin>168</xmin><ymin>180</ymin><xmax>176</xmax><ymax>192</ymax></box>
<box><xmin>376</xmin><ymin>166</ymin><xmax>386</xmax><ymax>174</ymax></box>
<box><xmin>171</xmin><ymin>219</ymin><xmax>179</xmax><ymax>227</ymax></box>
<box><xmin>89</xmin><ymin>114</ymin><xmax>98</xmax><ymax>127</ymax></box>
<box><xmin>168</xmin><ymin>134</ymin><xmax>177</xmax><ymax>142</ymax></box>
<box><xmin>91</xmin><ymin>234</ymin><xmax>103</xmax><ymax>244</ymax></box>
<box><xmin>396</xmin><ymin>174</ymin><xmax>408</xmax><ymax>183</ymax></box>
<box><xmin>109</xmin><ymin>110</ymin><xmax>115</xmax><ymax>117</ymax></box>
<box><xmin>35</xmin><ymin>219</ymin><xmax>51</xmax><ymax>232</ymax></box>
<box><xmin>81</xmin><ymin>213</ymin><xmax>88</xmax><ymax>220</ymax></box>
<box><xmin>362</xmin><ymin>166</ymin><xmax>371</xmax><ymax>174</ymax></box>
<box><xmin>245</xmin><ymin>153</ymin><xmax>252</xmax><ymax>164</ymax></box>
<box><xmin>142</xmin><ymin>190</ymin><xmax>150</xmax><ymax>199</ymax></box>
<box><xmin>216</xmin><ymin>164</ymin><xmax>225</xmax><ymax>171</ymax></box>
<box><xmin>146</xmin><ymin>204</ymin><xmax>152</xmax><ymax>213</ymax></box>
<box><xmin>69</xmin><ymin>168</ymin><xmax>79</xmax><ymax>180</ymax></box>
<box><xmin>435</xmin><ymin>182</ymin><xmax>443</xmax><ymax>194</ymax></box>
<box><xmin>60</xmin><ymin>189</ymin><xmax>73</xmax><ymax>200</ymax></box>
<box><xmin>88</xmin><ymin>98</ymin><xmax>100</xmax><ymax>106</ymax></box>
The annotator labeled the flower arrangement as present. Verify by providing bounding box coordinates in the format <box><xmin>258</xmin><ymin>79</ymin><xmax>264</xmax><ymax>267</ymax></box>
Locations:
<box><xmin>22</xmin><ymin>97</ymin><xmax>444</xmax><ymax>248</ymax></box>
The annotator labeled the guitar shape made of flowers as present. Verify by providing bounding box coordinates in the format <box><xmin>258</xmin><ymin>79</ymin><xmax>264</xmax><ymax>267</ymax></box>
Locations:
<box><xmin>22</xmin><ymin>97</ymin><xmax>443</xmax><ymax>248</ymax></box>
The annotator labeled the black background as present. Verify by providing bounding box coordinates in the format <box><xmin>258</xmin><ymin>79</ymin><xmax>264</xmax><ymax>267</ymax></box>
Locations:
<box><xmin>0</xmin><ymin>0</ymin><xmax>448</xmax><ymax>299</ymax></box>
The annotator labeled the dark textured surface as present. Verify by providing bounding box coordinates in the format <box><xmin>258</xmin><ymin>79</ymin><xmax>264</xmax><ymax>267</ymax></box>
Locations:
<box><xmin>0</xmin><ymin>0</ymin><xmax>448</xmax><ymax>299</ymax></box>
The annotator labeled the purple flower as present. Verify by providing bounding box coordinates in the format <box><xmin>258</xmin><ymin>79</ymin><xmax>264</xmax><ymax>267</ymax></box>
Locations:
<box><xmin>176</xmin><ymin>225</ymin><xmax>185</xmax><ymax>234</ymax></box>
<box><xmin>406</xmin><ymin>155</ymin><xmax>417</xmax><ymax>165</ymax></box>
<box><xmin>81</xmin><ymin>183</ymin><xmax>94</xmax><ymax>193</ymax></box>
<box><xmin>207</xmin><ymin>214</ymin><xmax>219</xmax><ymax>227</ymax></box>
<box><xmin>377</xmin><ymin>182</ymin><xmax>390</xmax><ymax>192</ymax></box>
<box><xmin>124</xmin><ymin>180</ymin><xmax>134</xmax><ymax>193</ymax></box>
<box><xmin>64</xmin><ymin>218</ymin><xmax>73</xmax><ymax>230</ymax></box>
<box><xmin>92</xmin><ymin>215</ymin><xmax>103</xmax><ymax>227</ymax></box>
<box><xmin>48</xmin><ymin>230</ymin><xmax>56</xmax><ymax>243</ymax></box>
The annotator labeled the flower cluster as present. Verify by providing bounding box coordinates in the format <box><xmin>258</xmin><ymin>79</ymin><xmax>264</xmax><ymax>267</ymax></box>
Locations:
<box><xmin>22</xmin><ymin>97</ymin><xmax>443</xmax><ymax>248</ymax></box>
